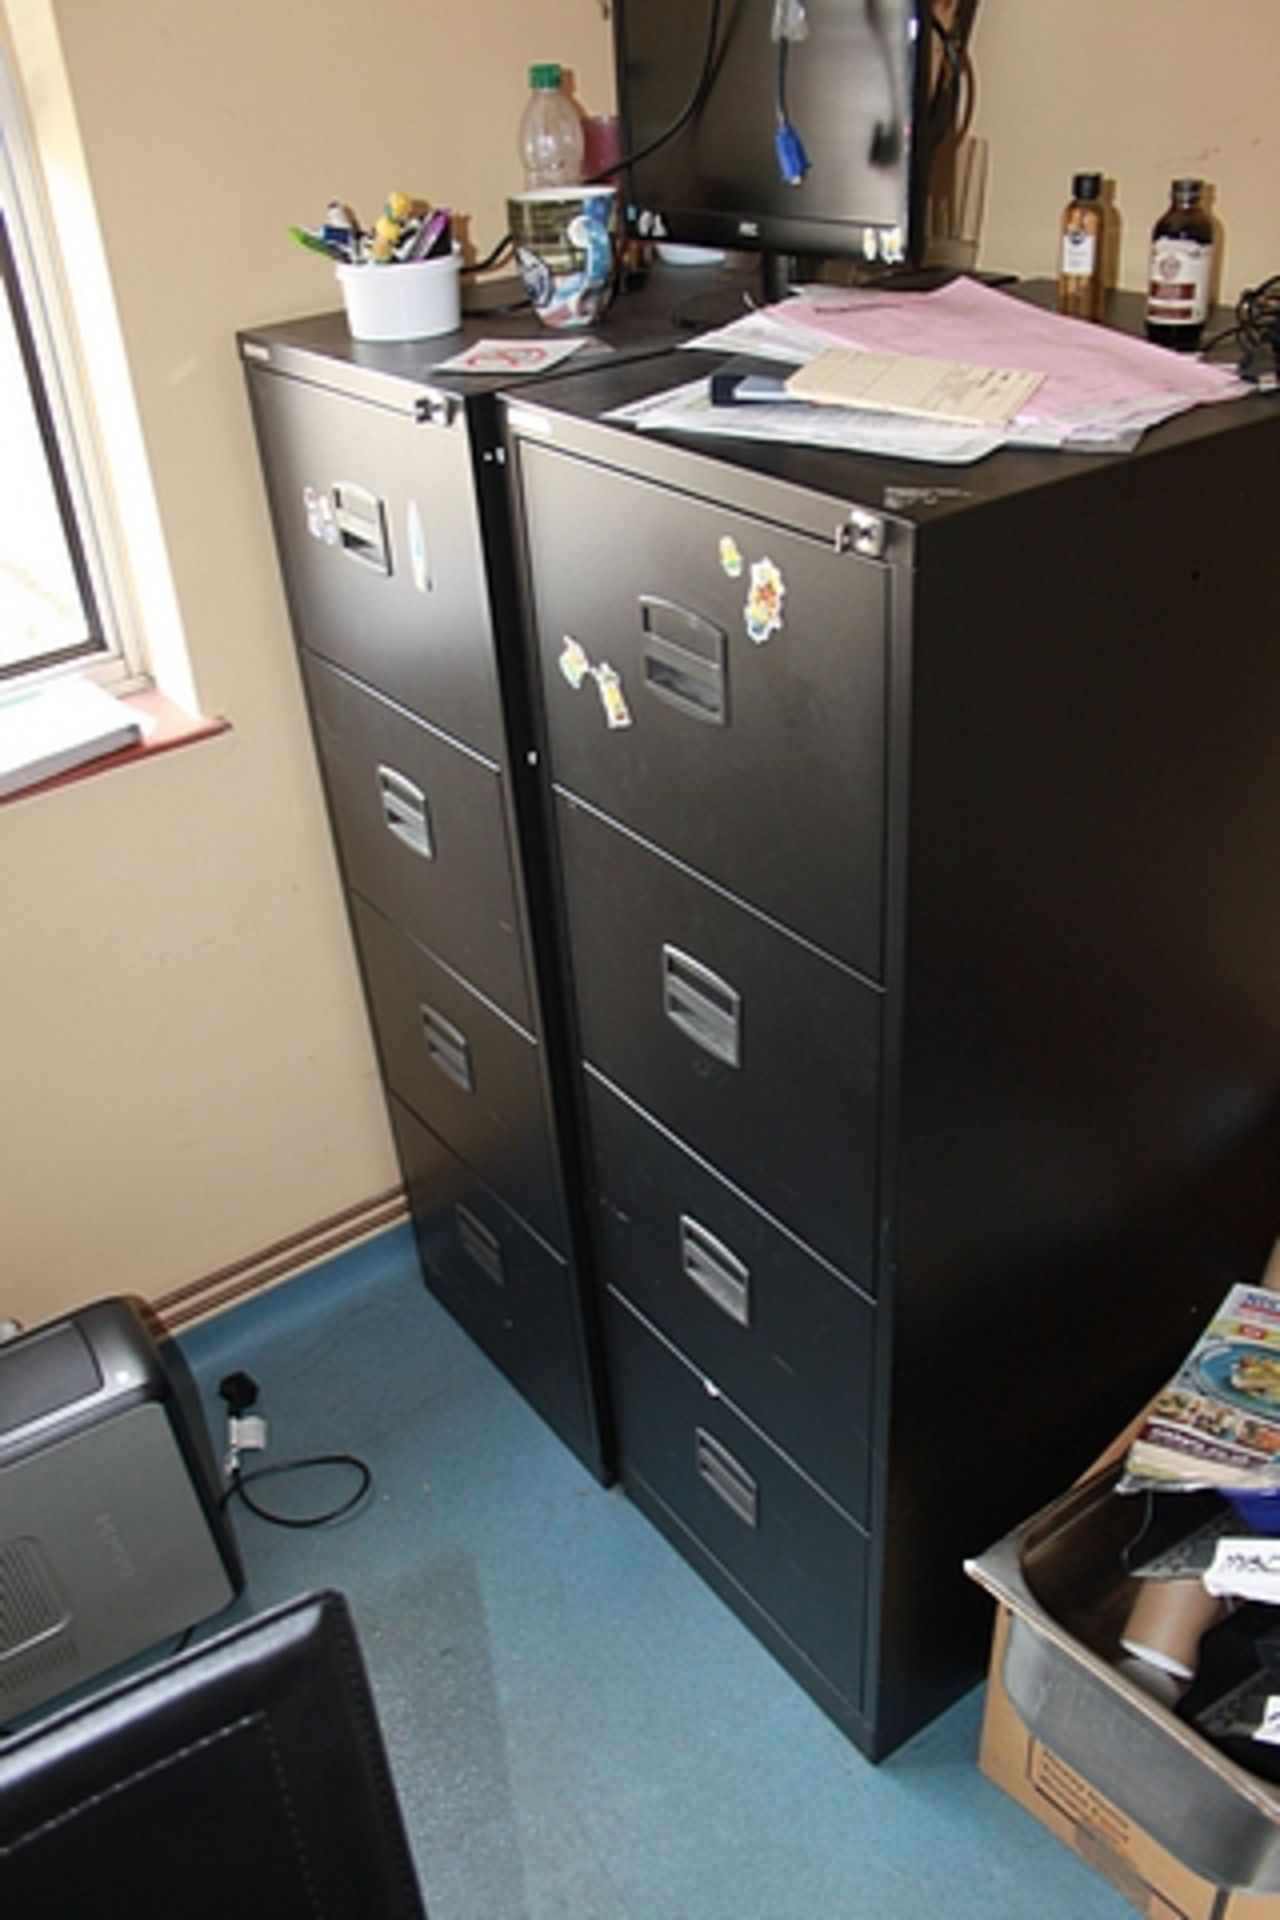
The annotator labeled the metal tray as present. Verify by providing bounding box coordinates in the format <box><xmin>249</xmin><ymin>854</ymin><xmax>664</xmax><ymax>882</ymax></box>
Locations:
<box><xmin>968</xmin><ymin>1466</ymin><xmax>1280</xmax><ymax>1892</ymax></box>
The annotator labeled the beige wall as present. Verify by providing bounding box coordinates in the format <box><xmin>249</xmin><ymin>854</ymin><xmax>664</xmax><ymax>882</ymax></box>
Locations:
<box><xmin>970</xmin><ymin>0</ymin><xmax>1280</xmax><ymax>296</ymax></box>
<box><xmin>0</xmin><ymin>0</ymin><xmax>1271</xmax><ymax>1331</ymax></box>
<box><xmin>0</xmin><ymin>0</ymin><xmax>615</xmax><ymax>1330</ymax></box>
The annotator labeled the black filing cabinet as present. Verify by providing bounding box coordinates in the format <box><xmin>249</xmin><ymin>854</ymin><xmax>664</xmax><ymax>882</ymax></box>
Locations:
<box><xmin>501</xmin><ymin>350</ymin><xmax>1280</xmax><ymax>1757</ymax></box>
<box><xmin>238</xmin><ymin>313</ymin><xmax>608</xmax><ymax>1473</ymax></box>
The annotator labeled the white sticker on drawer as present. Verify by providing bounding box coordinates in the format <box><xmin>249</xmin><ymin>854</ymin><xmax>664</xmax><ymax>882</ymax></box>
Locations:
<box><xmin>595</xmin><ymin>663</ymin><xmax>633</xmax><ymax>731</ymax></box>
<box><xmin>407</xmin><ymin>499</ymin><xmax>431</xmax><ymax>594</ymax></box>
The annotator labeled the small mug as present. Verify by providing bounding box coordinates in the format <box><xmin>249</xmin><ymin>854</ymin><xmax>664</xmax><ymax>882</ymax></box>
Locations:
<box><xmin>507</xmin><ymin>185</ymin><xmax>618</xmax><ymax>330</ymax></box>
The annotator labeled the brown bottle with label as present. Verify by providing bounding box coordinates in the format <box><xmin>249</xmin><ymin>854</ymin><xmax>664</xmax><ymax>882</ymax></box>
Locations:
<box><xmin>1145</xmin><ymin>178</ymin><xmax>1214</xmax><ymax>350</ymax></box>
<box><xmin>1057</xmin><ymin>172</ymin><xmax>1105</xmax><ymax>321</ymax></box>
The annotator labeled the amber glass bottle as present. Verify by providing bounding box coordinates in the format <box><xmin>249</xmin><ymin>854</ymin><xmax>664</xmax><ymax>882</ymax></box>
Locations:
<box><xmin>1145</xmin><ymin>179</ymin><xmax>1214</xmax><ymax>350</ymax></box>
<box><xmin>1057</xmin><ymin>172</ymin><xmax>1105</xmax><ymax>321</ymax></box>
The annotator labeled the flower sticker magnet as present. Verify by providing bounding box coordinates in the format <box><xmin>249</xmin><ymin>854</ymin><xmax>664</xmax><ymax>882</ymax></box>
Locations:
<box><xmin>744</xmin><ymin>557</ymin><xmax>786</xmax><ymax>644</ymax></box>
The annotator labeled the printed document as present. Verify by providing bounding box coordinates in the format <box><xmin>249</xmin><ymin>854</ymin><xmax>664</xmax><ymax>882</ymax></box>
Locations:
<box><xmin>784</xmin><ymin>345</ymin><xmax>1043</xmax><ymax>426</ymax></box>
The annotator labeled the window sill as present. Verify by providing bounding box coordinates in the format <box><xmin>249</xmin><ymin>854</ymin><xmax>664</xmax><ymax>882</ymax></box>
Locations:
<box><xmin>0</xmin><ymin>687</ymin><xmax>229</xmax><ymax>808</ymax></box>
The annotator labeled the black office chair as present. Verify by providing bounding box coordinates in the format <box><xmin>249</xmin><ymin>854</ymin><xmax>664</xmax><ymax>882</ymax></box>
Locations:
<box><xmin>0</xmin><ymin>1590</ymin><xmax>427</xmax><ymax>1917</ymax></box>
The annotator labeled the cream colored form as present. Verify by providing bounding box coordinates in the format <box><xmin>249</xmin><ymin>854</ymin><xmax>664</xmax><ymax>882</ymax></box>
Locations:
<box><xmin>0</xmin><ymin>0</ymin><xmax>1272</xmax><ymax>1330</ymax></box>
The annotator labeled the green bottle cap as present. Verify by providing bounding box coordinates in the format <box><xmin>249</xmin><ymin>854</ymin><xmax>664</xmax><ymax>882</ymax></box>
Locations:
<box><xmin>529</xmin><ymin>63</ymin><xmax>562</xmax><ymax>88</ymax></box>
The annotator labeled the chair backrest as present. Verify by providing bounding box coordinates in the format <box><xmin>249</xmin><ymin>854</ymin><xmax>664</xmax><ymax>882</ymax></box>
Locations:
<box><xmin>0</xmin><ymin>1589</ymin><xmax>427</xmax><ymax>1918</ymax></box>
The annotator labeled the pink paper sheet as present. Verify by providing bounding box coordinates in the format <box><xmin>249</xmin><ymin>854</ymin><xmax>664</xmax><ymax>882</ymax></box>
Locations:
<box><xmin>778</xmin><ymin>278</ymin><xmax>1244</xmax><ymax>428</ymax></box>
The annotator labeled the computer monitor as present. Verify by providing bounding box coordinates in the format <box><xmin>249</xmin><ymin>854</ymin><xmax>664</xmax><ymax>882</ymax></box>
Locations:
<box><xmin>613</xmin><ymin>0</ymin><xmax>975</xmax><ymax>298</ymax></box>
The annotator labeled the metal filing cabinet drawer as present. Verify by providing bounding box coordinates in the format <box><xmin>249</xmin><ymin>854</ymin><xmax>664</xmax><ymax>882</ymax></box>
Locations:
<box><xmin>585</xmin><ymin>1075</ymin><xmax>875</xmax><ymax>1522</ymax></box>
<box><xmin>608</xmin><ymin>1292</ymin><xmax>868</xmax><ymax>1712</ymax></box>
<box><xmin>247</xmin><ymin>369</ymin><xmax>504</xmax><ymax>756</ymax></box>
<box><xmin>301</xmin><ymin>652</ymin><xmax>532</xmax><ymax>1026</ymax></box>
<box><xmin>556</xmin><ymin>795</ymin><xmax>882</xmax><ymax>1279</ymax></box>
<box><xmin>389</xmin><ymin>1097</ymin><xmax>592</xmax><ymax>1460</ymax></box>
<box><xmin>518</xmin><ymin>440</ymin><xmax>888</xmax><ymax>979</ymax></box>
<box><xmin>351</xmin><ymin>896</ymin><xmax>564</xmax><ymax>1249</ymax></box>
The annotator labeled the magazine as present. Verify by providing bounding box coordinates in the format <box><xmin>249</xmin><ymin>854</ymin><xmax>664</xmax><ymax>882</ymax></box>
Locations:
<box><xmin>1120</xmin><ymin>1285</ymin><xmax>1280</xmax><ymax>1494</ymax></box>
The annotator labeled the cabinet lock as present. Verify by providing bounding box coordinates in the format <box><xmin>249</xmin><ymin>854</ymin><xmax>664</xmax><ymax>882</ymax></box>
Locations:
<box><xmin>414</xmin><ymin>392</ymin><xmax>458</xmax><ymax>427</ymax></box>
<box><xmin>836</xmin><ymin>509</ymin><xmax>886</xmax><ymax>559</ymax></box>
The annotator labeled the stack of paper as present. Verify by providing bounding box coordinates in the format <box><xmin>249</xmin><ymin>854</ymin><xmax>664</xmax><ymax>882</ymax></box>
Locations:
<box><xmin>611</xmin><ymin>276</ymin><xmax>1248</xmax><ymax>464</ymax></box>
<box><xmin>0</xmin><ymin>677</ymin><xmax>145</xmax><ymax>798</ymax></box>
<box><xmin>612</xmin><ymin>373</ymin><xmax>1008</xmax><ymax>463</ymax></box>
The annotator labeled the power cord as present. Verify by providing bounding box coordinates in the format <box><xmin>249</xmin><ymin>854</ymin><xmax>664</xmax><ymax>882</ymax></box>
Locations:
<box><xmin>217</xmin><ymin>1372</ymin><xmax>372</xmax><ymax>1530</ymax></box>
<box><xmin>1200</xmin><ymin>274</ymin><xmax>1280</xmax><ymax>388</ymax></box>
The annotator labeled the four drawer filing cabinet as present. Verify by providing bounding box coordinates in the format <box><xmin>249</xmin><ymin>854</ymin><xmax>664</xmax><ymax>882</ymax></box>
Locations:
<box><xmin>501</xmin><ymin>348</ymin><xmax>1280</xmax><ymax>1758</ymax></box>
<box><xmin>243</xmin><ymin>306</ymin><xmax>1280</xmax><ymax>1761</ymax></box>
<box><xmin>239</xmin><ymin>312</ymin><xmax>608</xmax><ymax>1478</ymax></box>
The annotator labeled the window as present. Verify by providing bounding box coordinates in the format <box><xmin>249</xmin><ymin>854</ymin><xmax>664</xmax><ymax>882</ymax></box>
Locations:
<box><xmin>0</xmin><ymin>47</ymin><xmax>138</xmax><ymax>691</ymax></box>
<box><xmin>0</xmin><ymin>208</ymin><xmax>105</xmax><ymax>677</ymax></box>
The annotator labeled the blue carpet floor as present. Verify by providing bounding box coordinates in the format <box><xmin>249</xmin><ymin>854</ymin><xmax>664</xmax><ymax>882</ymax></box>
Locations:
<box><xmin>179</xmin><ymin>1227</ymin><xmax>1132</xmax><ymax>1920</ymax></box>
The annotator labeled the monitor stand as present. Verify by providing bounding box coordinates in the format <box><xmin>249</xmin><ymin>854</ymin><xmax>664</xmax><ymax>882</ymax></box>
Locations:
<box><xmin>665</xmin><ymin>250</ymin><xmax>802</xmax><ymax>332</ymax></box>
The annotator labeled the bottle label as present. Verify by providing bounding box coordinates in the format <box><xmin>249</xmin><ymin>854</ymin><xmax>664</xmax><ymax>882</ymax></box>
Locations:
<box><xmin>1060</xmin><ymin>229</ymin><xmax>1098</xmax><ymax>279</ymax></box>
<box><xmin>1146</xmin><ymin>238</ymin><xmax>1212</xmax><ymax>325</ymax></box>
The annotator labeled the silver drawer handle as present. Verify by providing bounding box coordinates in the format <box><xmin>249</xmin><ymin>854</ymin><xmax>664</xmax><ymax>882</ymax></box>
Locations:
<box><xmin>680</xmin><ymin>1215</ymin><xmax>751</xmax><ymax>1327</ymax></box>
<box><xmin>695</xmin><ymin>1427</ymin><xmax>758</xmax><ymax>1528</ymax></box>
<box><xmin>662</xmin><ymin>945</ymin><xmax>741</xmax><ymax>1068</ymax></box>
<box><xmin>332</xmin><ymin>481</ymin><xmax>391</xmax><ymax>573</ymax></box>
<box><xmin>456</xmin><ymin>1205</ymin><xmax>504</xmax><ymax>1287</ymax></box>
<box><xmin>377</xmin><ymin>765</ymin><xmax>434</xmax><ymax>860</ymax></box>
<box><xmin>420</xmin><ymin>1003</ymin><xmax>473</xmax><ymax>1093</ymax></box>
<box><xmin>639</xmin><ymin>595</ymin><xmax>728</xmax><ymax>726</ymax></box>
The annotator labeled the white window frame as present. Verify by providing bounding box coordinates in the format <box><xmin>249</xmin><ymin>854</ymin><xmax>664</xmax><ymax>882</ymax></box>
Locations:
<box><xmin>0</xmin><ymin>44</ymin><xmax>146</xmax><ymax>693</ymax></box>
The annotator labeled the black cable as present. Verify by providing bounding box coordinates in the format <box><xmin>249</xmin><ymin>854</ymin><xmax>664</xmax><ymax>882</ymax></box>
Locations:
<box><xmin>477</xmin><ymin>0</ymin><xmax>970</xmax><ymax>283</ymax></box>
<box><xmin>927</xmin><ymin>0</ymin><xmax>980</xmax><ymax>150</ymax></box>
<box><xmin>1200</xmin><ymin>274</ymin><xmax>1280</xmax><ymax>381</ymax></box>
<box><xmin>216</xmin><ymin>1371</ymin><xmax>372</xmax><ymax>1530</ymax></box>
<box><xmin>221</xmin><ymin>1453</ymin><xmax>373</xmax><ymax>1530</ymax></box>
<box><xmin>602</xmin><ymin>0</ymin><xmax>725</xmax><ymax>185</ymax></box>
<box><xmin>462</xmin><ymin>291</ymin><xmax>531</xmax><ymax>318</ymax></box>
<box><xmin>463</xmin><ymin>231</ymin><xmax>515</xmax><ymax>278</ymax></box>
<box><xmin>466</xmin><ymin>0</ymin><xmax>723</xmax><ymax>279</ymax></box>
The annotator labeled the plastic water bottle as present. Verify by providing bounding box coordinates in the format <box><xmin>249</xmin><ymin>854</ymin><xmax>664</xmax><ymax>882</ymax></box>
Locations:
<box><xmin>518</xmin><ymin>63</ymin><xmax>584</xmax><ymax>189</ymax></box>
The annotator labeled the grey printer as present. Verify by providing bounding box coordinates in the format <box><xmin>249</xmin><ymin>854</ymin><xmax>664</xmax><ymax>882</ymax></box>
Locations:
<box><xmin>0</xmin><ymin>1296</ymin><xmax>242</xmax><ymax>1721</ymax></box>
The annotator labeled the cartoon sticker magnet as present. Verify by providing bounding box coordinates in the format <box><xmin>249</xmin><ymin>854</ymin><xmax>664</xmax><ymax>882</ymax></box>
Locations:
<box><xmin>594</xmin><ymin>664</ymin><xmax>633</xmax><ymax>731</ymax></box>
<box><xmin>744</xmin><ymin>557</ymin><xmax>786</xmax><ymax>644</ymax></box>
<box><xmin>719</xmin><ymin>534</ymin><xmax>744</xmax><ymax>579</ymax></box>
<box><xmin>559</xmin><ymin>635</ymin><xmax>592</xmax><ymax>690</ymax></box>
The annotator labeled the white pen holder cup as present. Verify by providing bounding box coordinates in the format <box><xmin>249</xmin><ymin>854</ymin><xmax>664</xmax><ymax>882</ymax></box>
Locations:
<box><xmin>336</xmin><ymin>249</ymin><xmax>461</xmax><ymax>342</ymax></box>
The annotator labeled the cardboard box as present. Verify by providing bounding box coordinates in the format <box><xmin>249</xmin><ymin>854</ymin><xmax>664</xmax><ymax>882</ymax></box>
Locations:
<box><xmin>969</xmin><ymin>1470</ymin><xmax>1280</xmax><ymax>1920</ymax></box>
